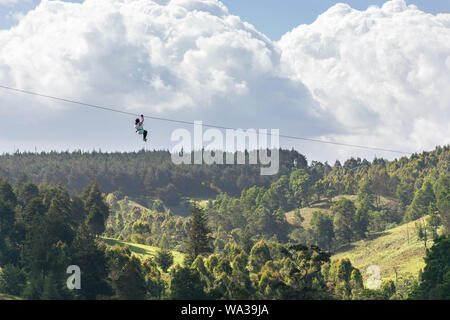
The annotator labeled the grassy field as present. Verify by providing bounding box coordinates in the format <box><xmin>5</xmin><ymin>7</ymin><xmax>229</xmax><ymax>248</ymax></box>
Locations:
<box><xmin>285</xmin><ymin>195</ymin><xmax>428</xmax><ymax>282</ymax></box>
<box><xmin>286</xmin><ymin>195</ymin><xmax>398</xmax><ymax>228</ymax></box>
<box><xmin>332</xmin><ymin>218</ymin><xmax>431</xmax><ymax>282</ymax></box>
<box><xmin>285</xmin><ymin>195</ymin><xmax>354</xmax><ymax>228</ymax></box>
<box><xmin>101</xmin><ymin>237</ymin><xmax>185</xmax><ymax>270</ymax></box>
<box><xmin>115</xmin><ymin>194</ymin><xmax>426</xmax><ymax>283</ymax></box>
<box><xmin>119</xmin><ymin>196</ymin><xmax>193</xmax><ymax>217</ymax></box>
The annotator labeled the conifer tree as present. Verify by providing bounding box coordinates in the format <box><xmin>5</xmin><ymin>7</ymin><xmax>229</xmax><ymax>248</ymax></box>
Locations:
<box><xmin>186</xmin><ymin>204</ymin><xmax>211</xmax><ymax>263</ymax></box>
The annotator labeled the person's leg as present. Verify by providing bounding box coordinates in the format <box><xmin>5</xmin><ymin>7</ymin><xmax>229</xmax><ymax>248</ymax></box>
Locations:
<box><xmin>144</xmin><ymin>130</ymin><xmax>148</xmax><ymax>140</ymax></box>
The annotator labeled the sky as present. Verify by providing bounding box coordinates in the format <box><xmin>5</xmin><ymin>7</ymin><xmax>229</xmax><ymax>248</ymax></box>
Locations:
<box><xmin>1</xmin><ymin>0</ymin><xmax>449</xmax><ymax>39</ymax></box>
<box><xmin>0</xmin><ymin>0</ymin><xmax>449</xmax><ymax>163</ymax></box>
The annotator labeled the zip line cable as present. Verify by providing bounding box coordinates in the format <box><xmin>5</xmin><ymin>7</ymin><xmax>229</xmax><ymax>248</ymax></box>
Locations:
<box><xmin>0</xmin><ymin>84</ymin><xmax>413</xmax><ymax>155</ymax></box>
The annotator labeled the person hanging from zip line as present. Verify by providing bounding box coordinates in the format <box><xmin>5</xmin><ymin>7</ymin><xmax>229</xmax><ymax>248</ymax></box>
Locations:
<box><xmin>135</xmin><ymin>114</ymin><xmax>148</xmax><ymax>142</ymax></box>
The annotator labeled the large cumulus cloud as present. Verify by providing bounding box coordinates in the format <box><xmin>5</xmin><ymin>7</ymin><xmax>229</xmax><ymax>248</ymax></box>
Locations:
<box><xmin>0</xmin><ymin>0</ymin><xmax>328</xmax><ymax>152</ymax></box>
<box><xmin>279</xmin><ymin>0</ymin><xmax>450</xmax><ymax>156</ymax></box>
<box><xmin>0</xmin><ymin>0</ymin><xmax>448</xmax><ymax>161</ymax></box>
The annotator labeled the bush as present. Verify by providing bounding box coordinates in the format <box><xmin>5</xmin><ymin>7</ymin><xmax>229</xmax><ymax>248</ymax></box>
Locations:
<box><xmin>155</xmin><ymin>249</ymin><xmax>174</xmax><ymax>272</ymax></box>
<box><xmin>131</xmin><ymin>233</ymin><xmax>146</xmax><ymax>245</ymax></box>
<box><xmin>0</xmin><ymin>264</ymin><xmax>27</xmax><ymax>296</ymax></box>
<box><xmin>145</xmin><ymin>237</ymin><xmax>154</xmax><ymax>246</ymax></box>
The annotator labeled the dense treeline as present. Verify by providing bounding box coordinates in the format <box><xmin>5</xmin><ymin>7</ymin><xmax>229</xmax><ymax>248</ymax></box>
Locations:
<box><xmin>0</xmin><ymin>178</ymin><xmax>366</xmax><ymax>300</ymax></box>
<box><xmin>3</xmin><ymin>176</ymin><xmax>443</xmax><ymax>300</ymax></box>
<box><xmin>0</xmin><ymin>149</ymin><xmax>307</xmax><ymax>202</ymax></box>
<box><xmin>115</xmin><ymin>146</ymin><xmax>449</xmax><ymax>255</ymax></box>
<box><xmin>1</xmin><ymin>146</ymin><xmax>448</xmax><ymax>207</ymax></box>
<box><xmin>0</xmin><ymin>145</ymin><xmax>449</xmax><ymax>300</ymax></box>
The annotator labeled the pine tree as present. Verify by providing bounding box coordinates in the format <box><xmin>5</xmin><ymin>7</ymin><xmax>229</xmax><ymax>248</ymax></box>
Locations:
<box><xmin>169</xmin><ymin>266</ymin><xmax>207</xmax><ymax>300</ymax></box>
<box><xmin>186</xmin><ymin>204</ymin><xmax>212</xmax><ymax>263</ymax></box>
<box><xmin>0</xmin><ymin>199</ymin><xmax>15</xmax><ymax>240</ymax></box>
<box><xmin>155</xmin><ymin>248</ymin><xmax>174</xmax><ymax>272</ymax></box>
<box><xmin>70</xmin><ymin>224</ymin><xmax>112</xmax><ymax>299</ymax></box>
<box><xmin>84</xmin><ymin>183</ymin><xmax>109</xmax><ymax>219</ymax></box>
<box><xmin>85</xmin><ymin>205</ymin><xmax>106</xmax><ymax>236</ymax></box>
<box><xmin>84</xmin><ymin>183</ymin><xmax>109</xmax><ymax>237</ymax></box>
<box><xmin>0</xmin><ymin>179</ymin><xmax>17</xmax><ymax>207</ymax></box>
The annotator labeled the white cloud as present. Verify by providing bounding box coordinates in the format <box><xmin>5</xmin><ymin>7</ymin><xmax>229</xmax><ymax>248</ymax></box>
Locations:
<box><xmin>0</xmin><ymin>0</ymin><xmax>327</xmax><ymax>150</ymax></box>
<box><xmin>0</xmin><ymin>0</ymin><xmax>448</xmax><ymax>161</ymax></box>
<box><xmin>0</xmin><ymin>0</ymin><xmax>32</xmax><ymax>6</ymax></box>
<box><xmin>278</xmin><ymin>0</ymin><xmax>450</xmax><ymax>155</ymax></box>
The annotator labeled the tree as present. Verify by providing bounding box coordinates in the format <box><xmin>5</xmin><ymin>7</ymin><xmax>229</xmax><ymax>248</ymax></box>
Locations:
<box><xmin>354</xmin><ymin>178</ymin><xmax>374</xmax><ymax>239</ymax></box>
<box><xmin>405</xmin><ymin>180</ymin><xmax>435</xmax><ymax>221</ymax></box>
<box><xmin>141</xmin><ymin>257</ymin><xmax>164</xmax><ymax>299</ymax></box>
<box><xmin>434</xmin><ymin>174</ymin><xmax>450</xmax><ymax>235</ymax></box>
<box><xmin>113</xmin><ymin>256</ymin><xmax>147</xmax><ymax>300</ymax></box>
<box><xmin>381</xmin><ymin>280</ymin><xmax>396</xmax><ymax>299</ymax></box>
<box><xmin>229</xmin><ymin>253</ymin><xmax>253</xmax><ymax>299</ymax></box>
<box><xmin>396</xmin><ymin>181</ymin><xmax>414</xmax><ymax>208</ymax></box>
<box><xmin>412</xmin><ymin>236</ymin><xmax>450</xmax><ymax>299</ymax></box>
<box><xmin>354</xmin><ymin>205</ymin><xmax>370</xmax><ymax>239</ymax></box>
<box><xmin>17</xmin><ymin>181</ymin><xmax>39</xmax><ymax>206</ymax></box>
<box><xmin>350</xmin><ymin>269</ymin><xmax>364</xmax><ymax>298</ymax></box>
<box><xmin>310</xmin><ymin>211</ymin><xmax>334</xmax><ymax>252</ymax></box>
<box><xmin>249</xmin><ymin>240</ymin><xmax>271</xmax><ymax>272</ymax></box>
<box><xmin>152</xmin><ymin>200</ymin><xmax>165</xmax><ymax>213</ymax></box>
<box><xmin>85</xmin><ymin>205</ymin><xmax>106</xmax><ymax>236</ymax></box>
<box><xmin>289</xmin><ymin>169</ymin><xmax>311</xmax><ymax>207</ymax></box>
<box><xmin>239</xmin><ymin>227</ymin><xmax>254</xmax><ymax>254</ymax></box>
<box><xmin>357</xmin><ymin>178</ymin><xmax>374</xmax><ymax>209</ymax></box>
<box><xmin>155</xmin><ymin>248</ymin><xmax>174</xmax><ymax>272</ymax></box>
<box><xmin>70</xmin><ymin>225</ymin><xmax>112</xmax><ymax>299</ymax></box>
<box><xmin>169</xmin><ymin>267</ymin><xmax>207</xmax><ymax>300</ymax></box>
<box><xmin>186</xmin><ymin>204</ymin><xmax>212</xmax><ymax>263</ymax></box>
<box><xmin>0</xmin><ymin>199</ymin><xmax>15</xmax><ymax>239</ymax></box>
<box><xmin>21</xmin><ymin>197</ymin><xmax>46</xmax><ymax>225</ymax></box>
<box><xmin>312</xmin><ymin>180</ymin><xmax>325</xmax><ymax>202</ymax></box>
<box><xmin>415</xmin><ymin>220</ymin><xmax>429</xmax><ymax>250</ymax></box>
<box><xmin>426</xmin><ymin>203</ymin><xmax>441</xmax><ymax>239</ymax></box>
<box><xmin>332</xmin><ymin>199</ymin><xmax>356</xmax><ymax>245</ymax></box>
<box><xmin>70</xmin><ymin>195</ymin><xmax>87</xmax><ymax>226</ymax></box>
<box><xmin>0</xmin><ymin>198</ymin><xmax>16</xmax><ymax>265</ymax></box>
<box><xmin>0</xmin><ymin>264</ymin><xmax>26</xmax><ymax>296</ymax></box>
<box><xmin>21</xmin><ymin>191</ymin><xmax>75</xmax><ymax>299</ymax></box>
<box><xmin>326</xmin><ymin>258</ymin><xmax>357</xmax><ymax>299</ymax></box>
<box><xmin>84</xmin><ymin>183</ymin><xmax>109</xmax><ymax>229</ymax></box>
<box><xmin>0</xmin><ymin>179</ymin><xmax>17</xmax><ymax>206</ymax></box>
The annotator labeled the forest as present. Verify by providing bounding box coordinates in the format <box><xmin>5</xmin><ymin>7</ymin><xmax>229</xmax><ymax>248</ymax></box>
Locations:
<box><xmin>0</xmin><ymin>145</ymin><xmax>449</xmax><ymax>300</ymax></box>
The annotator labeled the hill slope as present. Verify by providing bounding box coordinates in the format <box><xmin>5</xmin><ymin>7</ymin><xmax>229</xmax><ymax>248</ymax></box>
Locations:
<box><xmin>101</xmin><ymin>237</ymin><xmax>185</xmax><ymax>269</ymax></box>
<box><xmin>332</xmin><ymin>218</ymin><xmax>432</xmax><ymax>282</ymax></box>
<box><xmin>286</xmin><ymin>195</ymin><xmax>397</xmax><ymax>228</ymax></box>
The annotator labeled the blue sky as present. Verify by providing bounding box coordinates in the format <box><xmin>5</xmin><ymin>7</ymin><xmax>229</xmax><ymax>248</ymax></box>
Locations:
<box><xmin>1</xmin><ymin>0</ymin><xmax>449</xmax><ymax>39</ymax></box>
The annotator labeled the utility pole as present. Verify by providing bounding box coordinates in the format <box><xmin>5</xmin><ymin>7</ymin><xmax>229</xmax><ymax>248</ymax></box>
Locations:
<box><xmin>406</xmin><ymin>223</ymin><xmax>410</xmax><ymax>244</ymax></box>
<box><xmin>393</xmin><ymin>266</ymin><xmax>398</xmax><ymax>283</ymax></box>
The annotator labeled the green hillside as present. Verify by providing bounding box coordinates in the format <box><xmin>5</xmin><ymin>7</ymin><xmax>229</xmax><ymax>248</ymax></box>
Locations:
<box><xmin>332</xmin><ymin>218</ymin><xmax>433</xmax><ymax>282</ymax></box>
<box><xmin>100</xmin><ymin>237</ymin><xmax>185</xmax><ymax>269</ymax></box>
<box><xmin>286</xmin><ymin>195</ymin><xmax>396</xmax><ymax>228</ymax></box>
